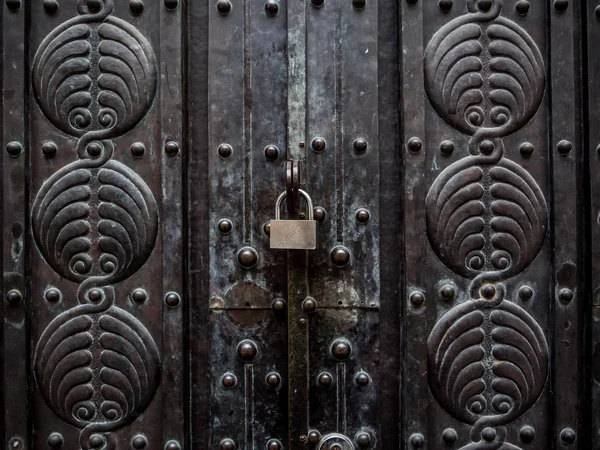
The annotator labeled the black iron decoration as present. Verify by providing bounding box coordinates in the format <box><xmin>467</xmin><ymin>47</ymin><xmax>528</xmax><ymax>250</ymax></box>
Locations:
<box><xmin>424</xmin><ymin>1</ymin><xmax>549</xmax><ymax>449</ymax></box>
<box><xmin>30</xmin><ymin>1</ymin><xmax>160</xmax><ymax>449</ymax></box>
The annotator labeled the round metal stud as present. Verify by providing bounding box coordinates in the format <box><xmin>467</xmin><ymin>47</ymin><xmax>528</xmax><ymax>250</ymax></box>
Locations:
<box><xmin>266</xmin><ymin>439</ymin><xmax>282</xmax><ymax>450</ymax></box>
<box><xmin>165</xmin><ymin>292</ymin><xmax>181</xmax><ymax>308</ymax></box>
<box><xmin>557</xmin><ymin>140</ymin><xmax>572</xmax><ymax>156</ymax></box>
<box><xmin>331</xmin><ymin>340</ymin><xmax>351</xmax><ymax>360</ymax></box>
<box><xmin>314</xmin><ymin>206</ymin><xmax>326</xmax><ymax>222</ymax></box>
<box><xmin>89</xmin><ymin>434</ymin><xmax>106</xmax><ymax>449</ymax></box>
<box><xmin>222</xmin><ymin>373</ymin><xmax>237</xmax><ymax>388</ymax></box>
<box><xmin>356</xmin><ymin>208</ymin><xmax>370</xmax><ymax>224</ymax></box>
<box><xmin>218</xmin><ymin>219</ymin><xmax>233</xmax><ymax>234</ymax></box>
<box><xmin>218</xmin><ymin>143</ymin><xmax>233</xmax><ymax>158</ymax></box>
<box><xmin>132</xmin><ymin>435</ymin><xmax>148</xmax><ymax>449</ymax></box>
<box><xmin>439</xmin><ymin>0</ymin><xmax>452</xmax><ymax>11</ymax></box>
<box><xmin>87</xmin><ymin>142</ymin><xmax>102</xmax><ymax>158</ymax></box>
<box><xmin>130</xmin><ymin>0</ymin><xmax>144</xmax><ymax>14</ymax></box>
<box><xmin>356</xmin><ymin>372</ymin><xmax>370</xmax><ymax>386</ymax></box>
<box><xmin>318</xmin><ymin>372</ymin><xmax>333</xmax><ymax>386</ymax></box>
<box><xmin>87</xmin><ymin>0</ymin><xmax>101</xmax><ymax>10</ymax></box>
<box><xmin>6</xmin><ymin>141</ymin><xmax>22</xmax><ymax>157</ymax></box>
<box><xmin>263</xmin><ymin>221</ymin><xmax>271</xmax><ymax>235</ymax></box>
<box><xmin>479</xmin><ymin>140</ymin><xmax>495</xmax><ymax>155</ymax></box>
<box><xmin>406</xmin><ymin>0</ymin><xmax>418</xmax><ymax>4</ymax></box>
<box><xmin>217</xmin><ymin>0</ymin><xmax>232</xmax><ymax>14</ymax></box>
<box><xmin>165</xmin><ymin>141</ymin><xmax>180</xmax><ymax>156</ymax></box>
<box><xmin>558</xmin><ymin>288</ymin><xmax>573</xmax><ymax>303</ymax></box>
<box><xmin>311</xmin><ymin>0</ymin><xmax>325</xmax><ymax>7</ymax></box>
<box><xmin>516</xmin><ymin>0</ymin><xmax>530</xmax><ymax>15</ymax></box>
<box><xmin>265</xmin><ymin>0</ymin><xmax>278</xmax><ymax>16</ymax></box>
<box><xmin>481</xmin><ymin>284</ymin><xmax>496</xmax><ymax>299</ymax></box>
<box><xmin>312</xmin><ymin>137</ymin><xmax>326</xmax><ymax>152</ymax></box>
<box><xmin>238</xmin><ymin>340</ymin><xmax>258</xmax><ymax>360</ymax></box>
<box><xmin>43</xmin><ymin>0</ymin><xmax>58</xmax><ymax>13</ymax></box>
<box><xmin>330</xmin><ymin>246</ymin><xmax>351</xmax><ymax>267</ymax></box>
<box><xmin>47</xmin><ymin>433</ymin><xmax>64</xmax><ymax>448</ymax></box>
<box><xmin>272</xmin><ymin>298</ymin><xmax>286</xmax><ymax>311</ymax></box>
<box><xmin>560</xmin><ymin>428</ymin><xmax>576</xmax><ymax>444</ymax></box>
<box><xmin>88</xmin><ymin>288</ymin><xmax>103</xmax><ymax>303</ymax></box>
<box><xmin>409</xmin><ymin>433</ymin><xmax>424</xmax><ymax>448</ymax></box>
<box><xmin>266</xmin><ymin>372</ymin><xmax>281</xmax><ymax>386</ymax></box>
<box><xmin>596</xmin><ymin>5</ymin><xmax>600</xmax><ymax>20</ymax></box>
<box><xmin>407</xmin><ymin>137</ymin><xmax>422</xmax><ymax>153</ymax></box>
<box><xmin>554</xmin><ymin>0</ymin><xmax>568</xmax><ymax>13</ymax></box>
<box><xmin>356</xmin><ymin>432</ymin><xmax>372</xmax><ymax>448</ymax></box>
<box><xmin>238</xmin><ymin>247</ymin><xmax>258</xmax><ymax>269</ymax></box>
<box><xmin>354</xmin><ymin>138</ymin><xmax>368</xmax><ymax>153</ymax></box>
<box><xmin>165</xmin><ymin>441</ymin><xmax>181</xmax><ymax>450</ymax></box>
<box><xmin>477</xmin><ymin>0</ymin><xmax>492</xmax><ymax>11</ymax></box>
<box><xmin>409</xmin><ymin>291</ymin><xmax>425</xmax><ymax>307</ymax></box>
<box><xmin>519</xmin><ymin>426</ymin><xmax>535</xmax><ymax>444</ymax></box>
<box><xmin>440</xmin><ymin>140</ymin><xmax>454</xmax><ymax>156</ymax></box>
<box><xmin>264</xmin><ymin>145</ymin><xmax>279</xmax><ymax>160</ymax></box>
<box><xmin>442</xmin><ymin>428</ymin><xmax>457</xmax><ymax>443</ymax></box>
<box><xmin>132</xmin><ymin>288</ymin><xmax>147</xmax><ymax>304</ymax></box>
<box><xmin>352</xmin><ymin>0</ymin><xmax>366</xmax><ymax>9</ymax></box>
<box><xmin>519</xmin><ymin>285</ymin><xmax>534</xmax><ymax>301</ymax></box>
<box><xmin>6</xmin><ymin>0</ymin><xmax>21</xmax><ymax>11</ymax></box>
<box><xmin>303</xmin><ymin>297</ymin><xmax>317</xmax><ymax>312</ymax></box>
<box><xmin>308</xmin><ymin>431</ymin><xmax>321</xmax><ymax>445</ymax></box>
<box><xmin>481</xmin><ymin>427</ymin><xmax>496</xmax><ymax>442</ymax></box>
<box><xmin>42</xmin><ymin>141</ymin><xmax>58</xmax><ymax>158</ymax></box>
<box><xmin>45</xmin><ymin>288</ymin><xmax>61</xmax><ymax>303</ymax></box>
<box><xmin>131</xmin><ymin>142</ymin><xmax>145</xmax><ymax>158</ymax></box>
<box><xmin>164</xmin><ymin>0</ymin><xmax>179</xmax><ymax>9</ymax></box>
<box><xmin>439</xmin><ymin>285</ymin><xmax>455</xmax><ymax>301</ymax></box>
<box><xmin>520</xmin><ymin>142</ymin><xmax>534</xmax><ymax>158</ymax></box>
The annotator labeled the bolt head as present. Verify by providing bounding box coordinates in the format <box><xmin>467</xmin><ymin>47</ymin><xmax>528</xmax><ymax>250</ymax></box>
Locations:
<box><xmin>131</xmin><ymin>142</ymin><xmax>146</xmax><ymax>157</ymax></box>
<box><xmin>164</xmin><ymin>0</ymin><xmax>179</xmax><ymax>9</ymax></box>
<box><xmin>87</xmin><ymin>142</ymin><xmax>102</xmax><ymax>158</ymax></box>
<box><xmin>318</xmin><ymin>372</ymin><xmax>333</xmax><ymax>386</ymax></box>
<box><xmin>561</xmin><ymin>428</ymin><xmax>576</xmax><ymax>444</ymax></box>
<box><xmin>264</xmin><ymin>145</ymin><xmax>279</xmax><ymax>160</ymax></box>
<box><xmin>42</xmin><ymin>142</ymin><xmax>58</xmax><ymax>157</ymax></box>
<box><xmin>88</xmin><ymin>288</ymin><xmax>103</xmax><ymax>303</ymax></box>
<box><xmin>409</xmin><ymin>433</ymin><xmax>424</xmax><ymax>448</ymax></box>
<box><xmin>410</xmin><ymin>291</ymin><xmax>425</xmax><ymax>307</ymax></box>
<box><xmin>439</xmin><ymin>285</ymin><xmax>455</xmax><ymax>301</ymax></box>
<box><xmin>88</xmin><ymin>434</ymin><xmax>105</xmax><ymax>449</ymax></box>
<box><xmin>516</xmin><ymin>0</ymin><xmax>530</xmax><ymax>15</ymax></box>
<box><xmin>478</xmin><ymin>0</ymin><xmax>492</xmax><ymax>11</ymax></box>
<box><xmin>331</xmin><ymin>340</ymin><xmax>351</xmax><ymax>360</ymax></box>
<box><xmin>330</xmin><ymin>246</ymin><xmax>350</xmax><ymax>267</ymax></box>
<box><xmin>237</xmin><ymin>340</ymin><xmax>257</xmax><ymax>360</ymax></box>
<box><xmin>302</xmin><ymin>297</ymin><xmax>317</xmax><ymax>312</ymax></box>
<box><xmin>554</xmin><ymin>0</ymin><xmax>569</xmax><ymax>12</ymax></box>
<box><xmin>356</xmin><ymin>372</ymin><xmax>370</xmax><ymax>386</ymax></box>
<box><xmin>480</xmin><ymin>140</ymin><xmax>495</xmax><ymax>155</ymax></box>
<box><xmin>312</xmin><ymin>137</ymin><xmax>326</xmax><ymax>152</ymax></box>
<box><xmin>314</xmin><ymin>206</ymin><xmax>326</xmax><ymax>222</ymax></box>
<box><xmin>6</xmin><ymin>141</ymin><xmax>22</xmax><ymax>157</ymax></box>
<box><xmin>308</xmin><ymin>431</ymin><xmax>321</xmax><ymax>444</ymax></box>
<box><xmin>354</xmin><ymin>138</ymin><xmax>368</xmax><ymax>153</ymax></box>
<box><xmin>407</xmin><ymin>137</ymin><xmax>422</xmax><ymax>153</ymax></box>
<box><xmin>442</xmin><ymin>428</ymin><xmax>457</xmax><ymax>443</ymax></box>
<box><xmin>558</xmin><ymin>288</ymin><xmax>573</xmax><ymax>303</ymax></box>
<box><xmin>47</xmin><ymin>433</ymin><xmax>64</xmax><ymax>448</ymax></box>
<box><xmin>217</xmin><ymin>0</ymin><xmax>232</xmax><ymax>14</ymax></box>
<box><xmin>266</xmin><ymin>372</ymin><xmax>281</xmax><ymax>386</ymax></box>
<box><xmin>520</xmin><ymin>142</ymin><xmax>534</xmax><ymax>158</ymax></box>
<box><xmin>45</xmin><ymin>288</ymin><xmax>61</xmax><ymax>303</ymax></box>
<box><xmin>237</xmin><ymin>247</ymin><xmax>258</xmax><ymax>268</ymax></box>
<box><xmin>481</xmin><ymin>427</ymin><xmax>496</xmax><ymax>442</ymax></box>
<box><xmin>130</xmin><ymin>0</ymin><xmax>144</xmax><ymax>14</ymax></box>
<box><xmin>165</xmin><ymin>441</ymin><xmax>181</xmax><ymax>450</ymax></box>
<box><xmin>481</xmin><ymin>284</ymin><xmax>496</xmax><ymax>299</ymax></box>
<box><xmin>222</xmin><ymin>373</ymin><xmax>236</xmax><ymax>388</ymax></box>
<box><xmin>272</xmin><ymin>298</ymin><xmax>286</xmax><ymax>311</ymax></box>
<box><xmin>132</xmin><ymin>435</ymin><xmax>148</xmax><ymax>449</ymax></box>
<box><xmin>557</xmin><ymin>140</ymin><xmax>572</xmax><ymax>156</ymax></box>
<box><xmin>355</xmin><ymin>208</ymin><xmax>370</xmax><ymax>224</ymax></box>
<box><xmin>519</xmin><ymin>426</ymin><xmax>535</xmax><ymax>443</ymax></box>
<box><xmin>218</xmin><ymin>143</ymin><xmax>233</xmax><ymax>158</ymax></box>
<box><xmin>440</xmin><ymin>140</ymin><xmax>454</xmax><ymax>155</ymax></box>
<box><xmin>266</xmin><ymin>440</ymin><xmax>282</xmax><ymax>450</ymax></box>
<box><xmin>264</xmin><ymin>0</ymin><xmax>278</xmax><ymax>15</ymax></box>
<box><xmin>218</xmin><ymin>219</ymin><xmax>233</xmax><ymax>234</ymax></box>
<box><xmin>165</xmin><ymin>141</ymin><xmax>180</xmax><ymax>156</ymax></box>
<box><xmin>132</xmin><ymin>288</ymin><xmax>147</xmax><ymax>304</ymax></box>
<box><xmin>165</xmin><ymin>292</ymin><xmax>181</xmax><ymax>308</ymax></box>
<box><xmin>519</xmin><ymin>285</ymin><xmax>534</xmax><ymax>301</ymax></box>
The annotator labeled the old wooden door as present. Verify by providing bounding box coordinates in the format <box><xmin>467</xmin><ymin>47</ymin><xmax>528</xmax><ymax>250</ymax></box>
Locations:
<box><xmin>2</xmin><ymin>0</ymin><xmax>598</xmax><ymax>449</ymax></box>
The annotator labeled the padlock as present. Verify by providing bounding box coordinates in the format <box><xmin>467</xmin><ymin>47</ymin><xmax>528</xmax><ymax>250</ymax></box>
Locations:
<box><xmin>270</xmin><ymin>189</ymin><xmax>317</xmax><ymax>250</ymax></box>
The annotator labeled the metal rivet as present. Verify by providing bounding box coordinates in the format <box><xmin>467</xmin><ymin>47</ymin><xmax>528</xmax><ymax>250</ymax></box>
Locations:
<box><xmin>218</xmin><ymin>143</ymin><xmax>233</xmax><ymax>158</ymax></box>
<box><xmin>165</xmin><ymin>141</ymin><xmax>180</xmax><ymax>156</ymax></box>
<box><xmin>407</xmin><ymin>137</ymin><xmax>422</xmax><ymax>153</ymax></box>
<box><xmin>165</xmin><ymin>441</ymin><xmax>181</xmax><ymax>450</ymax></box>
<box><xmin>89</xmin><ymin>434</ymin><xmax>106</xmax><ymax>449</ymax></box>
<box><xmin>481</xmin><ymin>284</ymin><xmax>496</xmax><ymax>299</ymax></box>
<box><xmin>130</xmin><ymin>0</ymin><xmax>144</xmax><ymax>14</ymax></box>
<box><xmin>131</xmin><ymin>142</ymin><xmax>145</xmax><ymax>158</ymax></box>
<box><xmin>596</xmin><ymin>6</ymin><xmax>600</xmax><ymax>20</ymax></box>
<box><xmin>6</xmin><ymin>141</ymin><xmax>22</xmax><ymax>157</ymax></box>
<box><xmin>266</xmin><ymin>439</ymin><xmax>282</xmax><ymax>450</ymax></box>
<box><xmin>87</xmin><ymin>142</ymin><xmax>102</xmax><ymax>158</ymax></box>
<box><xmin>7</xmin><ymin>289</ymin><xmax>23</xmax><ymax>306</ymax></box>
<box><xmin>299</xmin><ymin>318</ymin><xmax>307</xmax><ymax>325</ymax></box>
<box><xmin>440</xmin><ymin>140</ymin><xmax>454</xmax><ymax>155</ymax></box>
<box><xmin>442</xmin><ymin>428</ymin><xmax>457</xmax><ymax>443</ymax></box>
<box><xmin>519</xmin><ymin>426</ymin><xmax>535</xmax><ymax>443</ymax></box>
<box><xmin>480</xmin><ymin>140</ymin><xmax>495</xmax><ymax>155</ymax></box>
<box><xmin>238</xmin><ymin>247</ymin><xmax>258</xmax><ymax>269</ymax></box>
<box><xmin>48</xmin><ymin>433</ymin><xmax>64</xmax><ymax>448</ymax></box>
<box><xmin>352</xmin><ymin>0</ymin><xmax>366</xmax><ymax>9</ymax></box>
<box><xmin>264</xmin><ymin>145</ymin><xmax>279</xmax><ymax>160</ymax></box>
<box><xmin>8</xmin><ymin>437</ymin><xmax>24</xmax><ymax>449</ymax></box>
<box><xmin>318</xmin><ymin>372</ymin><xmax>333</xmax><ymax>386</ymax></box>
<box><xmin>330</xmin><ymin>246</ymin><xmax>351</xmax><ymax>267</ymax></box>
<box><xmin>354</xmin><ymin>138</ymin><xmax>368</xmax><ymax>153</ymax></box>
<box><xmin>331</xmin><ymin>340</ymin><xmax>351</xmax><ymax>360</ymax></box>
<box><xmin>266</xmin><ymin>372</ymin><xmax>281</xmax><ymax>386</ymax></box>
<box><xmin>43</xmin><ymin>0</ymin><xmax>58</xmax><ymax>14</ymax></box>
<box><xmin>554</xmin><ymin>0</ymin><xmax>568</xmax><ymax>13</ymax></box>
<box><xmin>164</xmin><ymin>0</ymin><xmax>179</xmax><ymax>9</ymax></box>
<box><xmin>45</xmin><ymin>288</ymin><xmax>61</xmax><ymax>303</ymax></box>
<box><xmin>516</xmin><ymin>0</ymin><xmax>530</xmax><ymax>15</ymax></box>
<box><xmin>222</xmin><ymin>373</ymin><xmax>237</xmax><ymax>388</ymax></box>
<box><xmin>41</xmin><ymin>142</ymin><xmax>58</xmax><ymax>158</ymax></box>
<box><xmin>314</xmin><ymin>206</ymin><xmax>326</xmax><ymax>222</ymax></box>
<box><xmin>311</xmin><ymin>0</ymin><xmax>325</xmax><ymax>7</ymax></box>
<box><xmin>520</xmin><ymin>142</ymin><xmax>534</xmax><ymax>158</ymax></box>
<box><xmin>356</xmin><ymin>208</ymin><xmax>370</xmax><ymax>224</ymax></box>
<box><xmin>557</xmin><ymin>140</ymin><xmax>572</xmax><ymax>156</ymax></box>
<box><xmin>265</xmin><ymin>0</ymin><xmax>278</xmax><ymax>16</ymax></box>
<box><xmin>406</xmin><ymin>0</ymin><xmax>418</xmax><ymax>4</ymax></box>
<box><xmin>132</xmin><ymin>288</ymin><xmax>147</xmax><ymax>304</ymax></box>
<box><xmin>303</xmin><ymin>297</ymin><xmax>317</xmax><ymax>312</ymax></box>
<box><xmin>88</xmin><ymin>288</ymin><xmax>103</xmax><ymax>303</ymax></box>
<box><xmin>560</xmin><ymin>428</ymin><xmax>576</xmax><ymax>444</ymax></box>
<box><xmin>6</xmin><ymin>0</ymin><xmax>21</xmax><ymax>11</ymax></box>
<box><xmin>86</xmin><ymin>0</ymin><xmax>101</xmax><ymax>11</ymax></box>
<box><xmin>409</xmin><ymin>291</ymin><xmax>425</xmax><ymax>307</ymax></box>
<box><xmin>238</xmin><ymin>340</ymin><xmax>258</xmax><ymax>360</ymax></box>
<box><xmin>558</xmin><ymin>288</ymin><xmax>573</xmax><ymax>303</ymax></box>
<box><xmin>439</xmin><ymin>0</ymin><xmax>452</xmax><ymax>12</ymax></box>
<box><xmin>165</xmin><ymin>292</ymin><xmax>181</xmax><ymax>308</ymax></box>
<box><xmin>308</xmin><ymin>431</ymin><xmax>321</xmax><ymax>445</ymax></box>
<box><xmin>481</xmin><ymin>427</ymin><xmax>496</xmax><ymax>442</ymax></box>
<box><xmin>409</xmin><ymin>433</ymin><xmax>424</xmax><ymax>448</ymax></box>
<box><xmin>355</xmin><ymin>372</ymin><xmax>370</xmax><ymax>386</ymax></box>
<box><xmin>272</xmin><ymin>298</ymin><xmax>286</xmax><ymax>311</ymax></box>
<box><xmin>312</xmin><ymin>137</ymin><xmax>326</xmax><ymax>152</ymax></box>
<box><xmin>217</xmin><ymin>0</ymin><xmax>232</xmax><ymax>14</ymax></box>
<box><xmin>478</xmin><ymin>0</ymin><xmax>492</xmax><ymax>11</ymax></box>
<box><xmin>263</xmin><ymin>221</ymin><xmax>271</xmax><ymax>235</ymax></box>
<box><xmin>218</xmin><ymin>219</ymin><xmax>233</xmax><ymax>234</ymax></box>
<box><xmin>519</xmin><ymin>285</ymin><xmax>534</xmax><ymax>301</ymax></box>
<box><xmin>299</xmin><ymin>435</ymin><xmax>308</xmax><ymax>443</ymax></box>
<box><xmin>356</xmin><ymin>432</ymin><xmax>372</xmax><ymax>448</ymax></box>
<box><xmin>132</xmin><ymin>435</ymin><xmax>148</xmax><ymax>449</ymax></box>
<box><xmin>439</xmin><ymin>285</ymin><xmax>455</xmax><ymax>301</ymax></box>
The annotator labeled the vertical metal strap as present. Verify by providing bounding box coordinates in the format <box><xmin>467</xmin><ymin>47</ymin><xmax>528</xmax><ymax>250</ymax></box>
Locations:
<box><xmin>550</xmin><ymin>0</ymin><xmax>583</xmax><ymax>447</ymax></box>
<box><xmin>2</xmin><ymin>1</ymin><xmax>29</xmax><ymax>448</ymax></box>
<box><xmin>161</xmin><ymin>1</ymin><xmax>185</xmax><ymax>447</ymax></box>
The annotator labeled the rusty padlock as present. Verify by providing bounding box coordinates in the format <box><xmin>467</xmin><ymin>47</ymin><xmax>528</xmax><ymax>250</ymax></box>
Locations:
<box><xmin>270</xmin><ymin>189</ymin><xmax>317</xmax><ymax>250</ymax></box>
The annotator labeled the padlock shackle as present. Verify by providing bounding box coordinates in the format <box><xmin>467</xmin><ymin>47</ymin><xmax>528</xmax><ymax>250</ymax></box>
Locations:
<box><xmin>275</xmin><ymin>189</ymin><xmax>314</xmax><ymax>220</ymax></box>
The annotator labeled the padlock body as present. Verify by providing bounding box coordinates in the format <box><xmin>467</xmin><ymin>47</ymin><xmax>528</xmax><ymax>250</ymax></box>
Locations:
<box><xmin>270</xmin><ymin>220</ymin><xmax>317</xmax><ymax>250</ymax></box>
